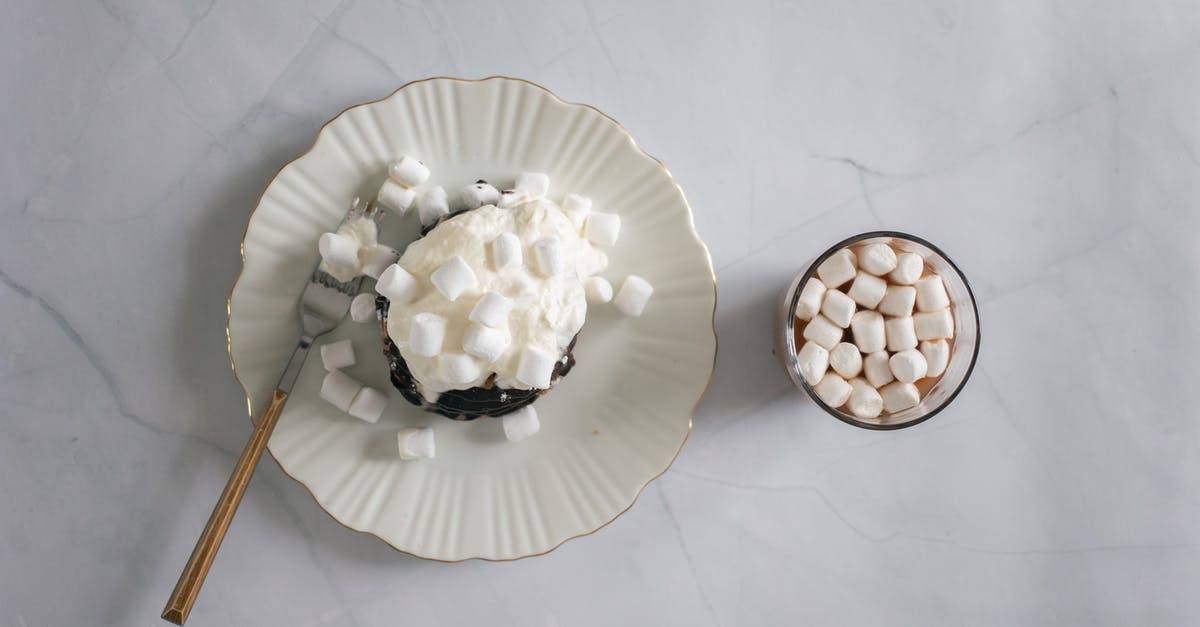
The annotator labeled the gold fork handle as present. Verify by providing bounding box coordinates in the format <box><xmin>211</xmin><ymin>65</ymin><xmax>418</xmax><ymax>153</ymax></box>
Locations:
<box><xmin>161</xmin><ymin>389</ymin><xmax>289</xmax><ymax>625</ymax></box>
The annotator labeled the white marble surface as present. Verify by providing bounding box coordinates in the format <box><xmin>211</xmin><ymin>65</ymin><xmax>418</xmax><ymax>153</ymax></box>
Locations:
<box><xmin>2</xmin><ymin>1</ymin><xmax>1199</xmax><ymax>625</ymax></box>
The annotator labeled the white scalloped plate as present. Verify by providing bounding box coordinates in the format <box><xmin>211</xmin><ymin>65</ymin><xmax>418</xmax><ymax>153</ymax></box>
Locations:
<box><xmin>227</xmin><ymin>77</ymin><xmax>715</xmax><ymax>561</ymax></box>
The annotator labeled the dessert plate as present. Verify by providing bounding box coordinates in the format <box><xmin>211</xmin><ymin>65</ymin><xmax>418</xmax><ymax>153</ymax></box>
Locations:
<box><xmin>227</xmin><ymin>77</ymin><xmax>716</xmax><ymax>561</ymax></box>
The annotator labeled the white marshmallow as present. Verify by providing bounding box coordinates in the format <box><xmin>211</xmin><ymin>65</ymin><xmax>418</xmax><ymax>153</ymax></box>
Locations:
<box><xmin>914</xmin><ymin>308</ymin><xmax>955</xmax><ymax>340</ymax></box>
<box><xmin>515</xmin><ymin>172</ymin><xmax>549</xmax><ymax>199</ymax></box>
<box><xmin>816</xmin><ymin>248</ymin><xmax>857</xmax><ymax>287</ymax></box>
<box><xmin>921</xmin><ymin>340</ymin><xmax>950</xmax><ymax>378</ymax></box>
<box><xmin>430</xmin><ymin>256</ymin><xmax>478</xmax><ymax>301</ymax></box>
<box><xmin>561</xmin><ymin>193</ymin><xmax>591</xmax><ymax>227</ymax></box>
<box><xmin>889</xmin><ymin>349</ymin><xmax>928</xmax><ymax>383</ymax></box>
<box><xmin>613</xmin><ymin>275</ymin><xmax>654</xmax><ymax>317</ymax></box>
<box><xmin>440</xmin><ymin>353</ymin><xmax>481</xmax><ymax>385</ymax></box>
<box><xmin>497</xmin><ymin>189</ymin><xmax>527</xmax><ymax>209</ymax></box>
<box><xmin>820</xmin><ymin>289</ymin><xmax>856</xmax><ymax>328</ymax></box>
<box><xmin>533</xmin><ymin>237</ymin><xmax>564</xmax><ymax>276</ymax></box>
<box><xmin>320</xmin><ymin>370</ymin><xmax>362</xmax><ymax>412</ymax></box>
<box><xmin>469</xmin><ymin>292</ymin><xmax>514</xmax><ymax>328</ymax></box>
<box><xmin>850</xmin><ymin>310</ymin><xmax>886</xmax><ymax>354</ymax></box>
<box><xmin>376</xmin><ymin>179</ymin><xmax>415</xmax><ymax>216</ymax></box>
<box><xmin>318</xmin><ymin>232</ymin><xmax>359</xmax><ymax>271</ymax></box>
<box><xmin>802</xmin><ymin>314</ymin><xmax>843</xmax><ymax>351</ymax></box>
<box><xmin>388</xmin><ymin>155</ymin><xmax>430</xmax><ymax>187</ymax></box>
<box><xmin>360</xmin><ymin>245</ymin><xmax>400</xmax><ymax>279</ymax></box>
<box><xmin>876</xmin><ymin>285</ymin><xmax>916</xmax><ymax>318</ymax></box>
<box><xmin>863</xmin><ymin>351</ymin><xmax>895</xmax><ymax>389</ymax></box>
<box><xmin>501</xmin><ymin>405</ymin><xmax>540</xmax><ymax>442</ymax></box>
<box><xmin>847</xmin><ymin>378</ymin><xmax>884</xmax><ymax>419</ymax></box>
<box><xmin>885</xmin><ymin>316</ymin><xmax>918</xmax><ymax>352</ymax></box>
<box><xmin>461</xmin><ymin>181</ymin><xmax>500</xmax><ymax>209</ymax></box>
<box><xmin>491</xmin><ymin>232</ymin><xmax>523</xmax><ymax>270</ymax></box>
<box><xmin>516</xmin><ymin>346</ymin><xmax>557</xmax><ymax>388</ymax></box>
<box><xmin>794</xmin><ymin>278</ymin><xmax>827</xmax><ymax>321</ymax></box>
<box><xmin>585</xmin><ymin>212</ymin><xmax>621</xmax><ymax>246</ymax></box>
<box><xmin>417</xmin><ymin>186</ymin><xmax>449</xmax><ymax>226</ymax></box>
<box><xmin>847</xmin><ymin>271</ymin><xmax>888</xmax><ymax>309</ymax></box>
<box><xmin>829</xmin><ymin>342</ymin><xmax>863</xmax><ymax>379</ymax></box>
<box><xmin>397</xmin><ymin>427</ymin><xmax>435</xmax><ymax>460</ymax></box>
<box><xmin>889</xmin><ymin>252</ymin><xmax>924</xmax><ymax>285</ymax></box>
<box><xmin>320</xmin><ymin>338</ymin><xmax>356</xmax><ymax>371</ymax></box>
<box><xmin>880</xmin><ymin>382</ymin><xmax>920</xmax><ymax>413</ymax></box>
<box><xmin>584</xmin><ymin>276</ymin><xmax>613</xmax><ymax>304</ymax></box>
<box><xmin>915</xmin><ymin>275</ymin><xmax>950</xmax><ymax>312</ymax></box>
<box><xmin>376</xmin><ymin>264</ymin><xmax>417</xmax><ymax>303</ymax></box>
<box><xmin>858</xmin><ymin>243</ymin><xmax>898</xmax><ymax>276</ymax></box>
<box><xmin>349</xmin><ymin>293</ymin><xmax>378</xmax><ymax>323</ymax></box>
<box><xmin>462</xmin><ymin>324</ymin><xmax>508</xmax><ymax>363</ymax></box>
<box><xmin>796</xmin><ymin>341</ymin><xmax>830</xmax><ymax>387</ymax></box>
<box><xmin>347</xmin><ymin>386</ymin><xmax>388</xmax><ymax>423</ymax></box>
<box><xmin>579</xmin><ymin>248</ymin><xmax>609</xmax><ymax>277</ymax></box>
<box><xmin>813</xmin><ymin>372</ymin><xmax>853</xmax><ymax>408</ymax></box>
<box><xmin>408</xmin><ymin>312</ymin><xmax>447</xmax><ymax>357</ymax></box>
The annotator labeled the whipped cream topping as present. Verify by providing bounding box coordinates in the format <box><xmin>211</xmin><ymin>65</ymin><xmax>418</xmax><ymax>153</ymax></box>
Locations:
<box><xmin>320</xmin><ymin>216</ymin><xmax>380</xmax><ymax>282</ymax></box>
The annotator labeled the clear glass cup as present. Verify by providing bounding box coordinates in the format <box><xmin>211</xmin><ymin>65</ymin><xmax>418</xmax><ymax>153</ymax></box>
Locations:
<box><xmin>775</xmin><ymin>231</ymin><xmax>981</xmax><ymax>430</ymax></box>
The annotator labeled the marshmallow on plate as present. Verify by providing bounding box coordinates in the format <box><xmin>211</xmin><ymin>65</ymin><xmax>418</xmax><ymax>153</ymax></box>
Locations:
<box><xmin>889</xmin><ymin>252</ymin><xmax>924</xmax><ymax>285</ymax></box>
<box><xmin>796</xmin><ymin>341</ymin><xmax>830</xmax><ymax>387</ymax></box>
<box><xmin>462</xmin><ymin>181</ymin><xmax>500</xmax><ymax>209</ymax></box>
<box><xmin>584</xmin><ymin>276</ymin><xmax>613</xmax><ymax>304</ymax></box>
<box><xmin>440</xmin><ymin>353</ymin><xmax>481</xmax><ymax>385</ymax></box>
<box><xmin>376</xmin><ymin>264</ymin><xmax>417</xmax><ymax>303</ymax></box>
<box><xmin>515</xmin><ymin>172</ymin><xmax>549</xmax><ymax>199</ymax></box>
<box><xmin>821</xmin><ymin>289</ymin><xmax>856</xmax><ymax>328</ymax></box>
<box><xmin>431</xmin><ymin>256</ymin><xmax>478</xmax><ymax>301</ymax></box>
<box><xmin>388</xmin><ymin>156</ymin><xmax>430</xmax><ymax>187</ymax></box>
<box><xmin>320</xmin><ymin>338</ymin><xmax>355</xmax><ymax>371</ymax></box>
<box><xmin>501</xmin><ymin>405</ymin><xmax>540</xmax><ymax>442</ymax></box>
<box><xmin>360</xmin><ymin>245</ymin><xmax>400</xmax><ymax>280</ymax></box>
<box><xmin>880</xmin><ymin>382</ymin><xmax>920</xmax><ymax>412</ymax></box>
<box><xmin>885</xmin><ymin>316</ymin><xmax>918</xmax><ymax>352</ymax></box>
<box><xmin>876</xmin><ymin>285</ymin><xmax>916</xmax><ymax>318</ymax></box>
<box><xmin>802</xmin><ymin>314</ymin><xmax>843</xmax><ymax>351</ymax></box>
<box><xmin>491</xmin><ymin>232</ymin><xmax>523</xmax><ymax>270</ymax></box>
<box><xmin>794</xmin><ymin>278</ymin><xmax>827</xmax><ymax>321</ymax></box>
<box><xmin>850</xmin><ymin>310</ymin><xmax>886</xmax><ymax>354</ymax></box>
<box><xmin>349</xmin><ymin>292</ymin><xmax>378</xmax><ymax>323</ymax></box>
<box><xmin>462</xmin><ymin>324</ymin><xmax>507</xmax><ymax>363</ymax></box>
<box><xmin>813</xmin><ymin>372</ymin><xmax>853</xmax><ymax>408</ymax></box>
<box><xmin>516</xmin><ymin>346</ymin><xmax>557</xmax><ymax>388</ymax></box>
<box><xmin>398</xmin><ymin>427</ymin><xmax>435</xmax><ymax>460</ymax></box>
<box><xmin>320</xmin><ymin>370</ymin><xmax>362</xmax><ymax>412</ymax></box>
<box><xmin>469</xmin><ymin>292</ymin><xmax>514</xmax><ymax>328</ymax></box>
<box><xmin>830</xmin><ymin>342</ymin><xmax>863</xmax><ymax>379</ymax></box>
<box><xmin>348</xmin><ymin>386</ymin><xmax>388</xmax><ymax>423</ymax></box>
<box><xmin>847</xmin><ymin>271</ymin><xmax>887</xmax><ymax>309</ymax></box>
<box><xmin>408</xmin><ymin>312</ymin><xmax>447</xmax><ymax>357</ymax></box>
<box><xmin>914</xmin><ymin>308</ymin><xmax>954</xmax><ymax>340</ymax></box>
<box><xmin>376</xmin><ymin>179</ymin><xmax>416</xmax><ymax>215</ymax></box>
<box><xmin>858</xmin><ymin>243</ymin><xmax>898</xmax><ymax>276</ymax></box>
<box><xmin>921</xmin><ymin>340</ymin><xmax>950</xmax><ymax>378</ymax></box>
<box><xmin>889</xmin><ymin>349</ymin><xmax>928</xmax><ymax>384</ymax></box>
<box><xmin>585</xmin><ymin>212</ymin><xmax>621</xmax><ymax>246</ymax></box>
<box><xmin>847</xmin><ymin>378</ymin><xmax>884</xmax><ymax>419</ymax></box>
<box><xmin>318</xmin><ymin>232</ymin><xmax>359</xmax><ymax>271</ymax></box>
<box><xmin>915</xmin><ymin>275</ymin><xmax>950</xmax><ymax>312</ymax></box>
<box><xmin>613</xmin><ymin>275</ymin><xmax>653</xmax><ymax>317</ymax></box>
<box><xmin>561</xmin><ymin>193</ymin><xmax>591</xmax><ymax>227</ymax></box>
<box><xmin>863</xmin><ymin>351</ymin><xmax>895</xmax><ymax>389</ymax></box>
<box><xmin>817</xmin><ymin>248</ymin><xmax>857</xmax><ymax>288</ymax></box>
<box><xmin>417</xmin><ymin>186</ymin><xmax>449</xmax><ymax>226</ymax></box>
<box><xmin>533</xmin><ymin>237</ymin><xmax>564</xmax><ymax>276</ymax></box>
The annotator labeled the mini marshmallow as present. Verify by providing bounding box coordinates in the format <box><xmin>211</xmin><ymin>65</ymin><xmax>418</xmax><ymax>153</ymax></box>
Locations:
<box><xmin>850</xmin><ymin>310</ymin><xmax>886</xmax><ymax>354</ymax></box>
<box><xmin>885</xmin><ymin>316</ymin><xmax>918</xmax><ymax>352</ymax></box>
<box><xmin>497</xmin><ymin>189</ymin><xmax>527</xmax><ymax>209</ymax></box>
<box><xmin>847</xmin><ymin>271</ymin><xmax>887</xmax><ymax>309</ymax></box>
<box><xmin>858</xmin><ymin>243</ymin><xmax>898</xmax><ymax>276</ymax></box>
<box><xmin>914</xmin><ymin>308</ymin><xmax>955</xmax><ymax>340</ymax></box>
<box><xmin>579</xmin><ymin>248</ymin><xmax>609</xmax><ymax>277</ymax></box>
<box><xmin>561</xmin><ymin>193</ymin><xmax>592</xmax><ymax>227</ymax></box>
<box><xmin>376</xmin><ymin>179</ymin><xmax>416</xmax><ymax>215</ymax></box>
<box><xmin>889</xmin><ymin>252</ymin><xmax>924</xmax><ymax>285</ymax></box>
<box><xmin>515</xmin><ymin>172</ymin><xmax>549</xmax><ymax>199</ymax></box>
<box><xmin>889</xmin><ymin>349</ymin><xmax>928</xmax><ymax>384</ymax></box>
<box><xmin>820</xmin><ymin>289</ymin><xmax>856</xmax><ymax>328</ymax></box>
<box><xmin>829</xmin><ymin>342</ymin><xmax>863</xmax><ymax>379</ymax></box>
<box><xmin>417</xmin><ymin>186</ymin><xmax>449</xmax><ymax>226</ymax></box>
<box><xmin>533</xmin><ymin>237</ymin><xmax>564</xmax><ymax>277</ymax></box>
<box><xmin>349</xmin><ymin>293</ymin><xmax>378</xmax><ymax>323</ymax></box>
<box><xmin>318</xmin><ymin>232</ymin><xmax>359</xmax><ymax>270</ymax></box>
<box><xmin>921</xmin><ymin>340</ymin><xmax>950</xmax><ymax>378</ymax></box>
<box><xmin>501</xmin><ymin>405</ymin><xmax>540</xmax><ymax>442</ymax></box>
<box><xmin>613</xmin><ymin>275</ymin><xmax>654</xmax><ymax>317</ymax></box>
<box><xmin>376</xmin><ymin>264</ymin><xmax>417</xmax><ymax>303</ymax></box>
<box><xmin>793</xmin><ymin>278</ymin><xmax>827</xmax><ymax>321</ymax></box>
<box><xmin>388</xmin><ymin>155</ymin><xmax>430</xmax><ymax>187</ymax></box>
<box><xmin>796</xmin><ymin>341</ymin><xmax>830</xmax><ymax>387</ymax></box>
<box><xmin>461</xmin><ymin>181</ymin><xmax>500</xmax><ymax>208</ymax></box>
<box><xmin>320</xmin><ymin>338</ymin><xmax>355</xmax><ymax>371</ymax></box>
<box><xmin>320</xmin><ymin>370</ymin><xmax>362</xmax><ymax>412</ymax></box>
<box><xmin>915</xmin><ymin>275</ymin><xmax>950</xmax><ymax>312</ymax></box>
<box><xmin>585</xmin><ymin>212</ymin><xmax>621</xmax><ymax>246</ymax></box>
<box><xmin>863</xmin><ymin>351</ymin><xmax>895</xmax><ymax>389</ymax></box>
<box><xmin>847</xmin><ymin>378</ymin><xmax>884</xmax><ymax>419</ymax></box>
<box><xmin>802</xmin><ymin>314</ymin><xmax>843</xmax><ymax>351</ymax></box>
<box><xmin>816</xmin><ymin>248</ymin><xmax>857</xmax><ymax>288</ymax></box>
<box><xmin>398</xmin><ymin>427</ymin><xmax>435</xmax><ymax>460</ymax></box>
<box><xmin>347</xmin><ymin>386</ymin><xmax>388</xmax><ymax>423</ymax></box>
<box><xmin>491</xmin><ymin>232</ymin><xmax>523</xmax><ymax>270</ymax></box>
<box><xmin>408</xmin><ymin>312</ymin><xmax>447</xmax><ymax>357</ymax></box>
<box><xmin>462</xmin><ymin>323</ymin><xmax>508</xmax><ymax>363</ymax></box>
<box><xmin>431</xmin><ymin>256</ymin><xmax>478</xmax><ymax>301</ymax></box>
<box><xmin>584</xmin><ymin>276</ymin><xmax>613</xmax><ymax>304</ymax></box>
<box><xmin>469</xmin><ymin>292</ymin><xmax>514</xmax><ymax>328</ymax></box>
<box><xmin>876</xmin><ymin>285</ymin><xmax>916</xmax><ymax>318</ymax></box>
<box><xmin>440</xmin><ymin>353</ymin><xmax>481</xmax><ymax>385</ymax></box>
<box><xmin>880</xmin><ymin>382</ymin><xmax>920</xmax><ymax>413</ymax></box>
<box><xmin>813</xmin><ymin>372</ymin><xmax>853</xmax><ymax>408</ymax></box>
<box><xmin>360</xmin><ymin>245</ymin><xmax>400</xmax><ymax>279</ymax></box>
<box><xmin>516</xmin><ymin>346</ymin><xmax>557</xmax><ymax>388</ymax></box>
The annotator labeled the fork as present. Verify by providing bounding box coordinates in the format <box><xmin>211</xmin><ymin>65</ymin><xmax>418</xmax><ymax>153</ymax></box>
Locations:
<box><xmin>162</xmin><ymin>200</ymin><xmax>382</xmax><ymax>625</ymax></box>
